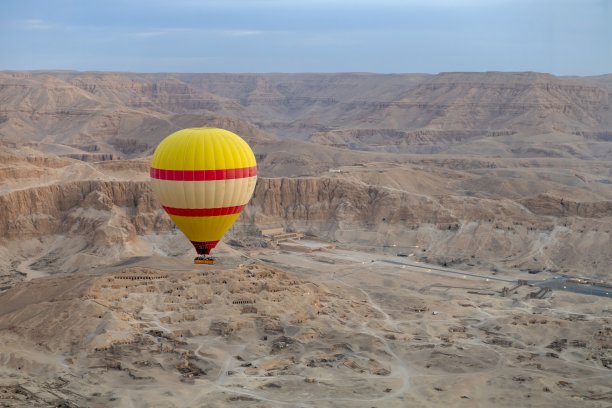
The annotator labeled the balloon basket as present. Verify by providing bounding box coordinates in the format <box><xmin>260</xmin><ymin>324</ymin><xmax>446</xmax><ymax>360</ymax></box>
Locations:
<box><xmin>194</xmin><ymin>256</ymin><xmax>216</xmax><ymax>265</ymax></box>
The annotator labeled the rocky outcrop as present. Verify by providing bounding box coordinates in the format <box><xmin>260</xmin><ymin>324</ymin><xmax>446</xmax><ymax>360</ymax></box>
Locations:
<box><xmin>309</xmin><ymin>129</ymin><xmax>517</xmax><ymax>150</ymax></box>
<box><xmin>0</xmin><ymin>180</ymin><xmax>170</xmax><ymax>240</ymax></box>
<box><xmin>520</xmin><ymin>194</ymin><xmax>612</xmax><ymax>218</ymax></box>
<box><xmin>250</xmin><ymin>177</ymin><xmax>456</xmax><ymax>228</ymax></box>
<box><xmin>248</xmin><ymin>177</ymin><xmax>588</xmax><ymax>230</ymax></box>
<box><xmin>61</xmin><ymin>153</ymin><xmax>119</xmax><ymax>162</ymax></box>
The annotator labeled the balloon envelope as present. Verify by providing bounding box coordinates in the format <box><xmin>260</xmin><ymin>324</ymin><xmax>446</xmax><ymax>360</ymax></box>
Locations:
<box><xmin>150</xmin><ymin>128</ymin><xmax>257</xmax><ymax>255</ymax></box>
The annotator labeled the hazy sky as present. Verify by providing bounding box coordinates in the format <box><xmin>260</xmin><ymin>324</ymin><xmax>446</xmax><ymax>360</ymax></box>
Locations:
<box><xmin>0</xmin><ymin>0</ymin><xmax>610</xmax><ymax>75</ymax></box>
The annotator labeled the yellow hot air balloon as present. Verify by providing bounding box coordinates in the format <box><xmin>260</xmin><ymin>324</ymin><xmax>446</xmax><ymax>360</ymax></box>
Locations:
<box><xmin>150</xmin><ymin>128</ymin><xmax>257</xmax><ymax>264</ymax></box>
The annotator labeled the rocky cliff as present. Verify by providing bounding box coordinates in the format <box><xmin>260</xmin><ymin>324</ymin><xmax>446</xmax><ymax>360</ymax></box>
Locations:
<box><xmin>247</xmin><ymin>177</ymin><xmax>611</xmax><ymax>278</ymax></box>
<box><xmin>0</xmin><ymin>171</ymin><xmax>610</xmax><ymax>279</ymax></box>
<box><xmin>0</xmin><ymin>180</ymin><xmax>166</xmax><ymax>240</ymax></box>
<box><xmin>0</xmin><ymin>179</ymin><xmax>175</xmax><ymax>276</ymax></box>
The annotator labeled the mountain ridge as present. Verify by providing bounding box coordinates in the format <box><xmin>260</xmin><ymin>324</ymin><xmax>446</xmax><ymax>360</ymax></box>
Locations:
<box><xmin>2</xmin><ymin>71</ymin><xmax>610</xmax><ymax>151</ymax></box>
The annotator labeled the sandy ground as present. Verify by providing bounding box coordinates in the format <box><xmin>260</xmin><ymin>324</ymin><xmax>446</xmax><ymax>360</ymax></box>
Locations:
<box><xmin>0</xmin><ymin>243</ymin><xmax>610</xmax><ymax>408</ymax></box>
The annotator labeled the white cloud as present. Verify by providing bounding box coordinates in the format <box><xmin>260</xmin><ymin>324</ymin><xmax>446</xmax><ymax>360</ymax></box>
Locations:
<box><xmin>23</xmin><ymin>19</ymin><xmax>53</xmax><ymax>30</ymax></box>
<box><xmin>131</xmin><ymin>28</ymin><xmax>262</xmax><ymax>39</ymax></box>
<box><xmin>219</xmin><ymin>29</ymin><xmax>262</xmax><ymax>37</ymax></box>
<box><xmin>134</xmin><ymin>31</ymin><xmax>171</xmax><ymax>38</ymax></box>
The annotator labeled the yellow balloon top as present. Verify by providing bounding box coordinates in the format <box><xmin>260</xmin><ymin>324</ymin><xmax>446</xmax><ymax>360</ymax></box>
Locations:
<box><xmin>151</xmin><ymin>127</ymin><xmax>256</xmax><ymax>171</ymax></box>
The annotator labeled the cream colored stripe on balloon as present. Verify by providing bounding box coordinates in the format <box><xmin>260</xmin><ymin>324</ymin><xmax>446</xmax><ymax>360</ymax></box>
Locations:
<box><xmin>151</xmin><ymin>176</ymin><xmax>257</xmax><ymax>209</ymax></box>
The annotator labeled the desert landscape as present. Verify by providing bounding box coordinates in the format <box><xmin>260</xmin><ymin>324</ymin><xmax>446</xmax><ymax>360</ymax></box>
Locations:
<box><xmin>0</xmin><ymin>71</ymin><xmax>610</xmax><ymax>407</ymax></box>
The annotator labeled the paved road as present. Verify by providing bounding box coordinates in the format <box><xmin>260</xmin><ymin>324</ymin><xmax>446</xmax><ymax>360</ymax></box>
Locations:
<box><xmin>256</xmin><ymin>247</ymin><xmax>612</xmax><ymax>299</ymax></box>
<box><xmin>382</xmin><ymin>258</ymin><xmax>612</xmax><ymax>299</ymax></box>
<box><xmin>378</xmin><ymin>258</ymin><xmax>514</xmax><ymax>283</ymax></box>
<box><xmin>535</xmin><ymin>279</ymin><xmax>612</xmax><ymax>299</ymax></box>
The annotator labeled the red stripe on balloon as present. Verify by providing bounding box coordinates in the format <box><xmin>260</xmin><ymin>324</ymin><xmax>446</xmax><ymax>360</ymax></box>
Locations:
<box><xmin>162</xmin><ymin>205</ymin><xmax>245</xmax><ymax>217</ymax></box>
<box><xmin>191</xmin><ymin>240</ymin><xmax>219</xmax><ymax>255</ymax></box>
<box><xmin>150</xmin><ymin>166</ymin><xmax>257</xmax><ymax>181</ymax></box>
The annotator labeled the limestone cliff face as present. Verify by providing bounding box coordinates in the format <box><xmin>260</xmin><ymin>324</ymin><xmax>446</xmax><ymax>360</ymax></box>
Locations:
<box><xmin>250</xmin><ymin>176</ymin><xmax>562</xmax><ymax>226</ymax></box>
<box><xmin>520</xmin><ymin>194</ymin><xmax>612</xmax><ymax>218</ymax></box>
<box><xmin>0</xmin><ymin>175</ymin><xmax>610</xmax><ymax>278</ymax></box>
<box><xmin>309</xmin><ymin>129</ymin><xmax>517</xmax><ymax>151</ymax></box>
<box><xmin>250</xmin><ymin>177</ymin><xmax>456</xmax><ymax>227</ymax></box>
<box><xmin>0</xmin><ymin>175</ymin><xmax>525</xmax><ymax>251</ymax></box>
<box><xmin>0</xmin><ymin>180</ymin><xmax>170</xmax><ymax>241</ymax></box>
<box><xmin>0</xmin><ymin>177</ymin><xmax>456</xmax><ymax>241</ymax></box>
<box><xmin>61</xmin><ymin>153</ymin><xmax>118</xmax><ymax>162</ymax></box>
<box><xmin>245</xmin><ymin>177</ymin><xmax>611</xmax><ymax>278</ymax></box>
